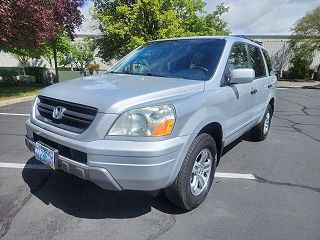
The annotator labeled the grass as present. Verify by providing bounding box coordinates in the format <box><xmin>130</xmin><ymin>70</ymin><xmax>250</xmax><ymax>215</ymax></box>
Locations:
<box><xmin>0</xmin><ymin>85</ymin><xmax>41</xmax><ymax>101</ymax></box>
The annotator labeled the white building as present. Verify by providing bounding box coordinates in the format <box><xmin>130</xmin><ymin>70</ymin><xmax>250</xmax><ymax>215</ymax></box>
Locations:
<box><xmin>0</xmin><ymin>34</ymin><xmax>112</xmax><ymax>72</ymax></box>
<box><xmin>249</xmin><ymin>35</ymin><xmax>320</xmax><ymax>72</ymax></box>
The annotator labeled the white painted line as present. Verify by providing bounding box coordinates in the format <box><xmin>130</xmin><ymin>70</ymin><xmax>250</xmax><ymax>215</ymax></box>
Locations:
<box><xmin>0</xmin><ymin>112</ymin><xmax>30</xmax><ymax>116</ymax></box>
<box><xmin>0</xmin><ymin>162</ymin><xmax>256</xmax><ymax>180</ymax></box>
<box><xmin>0</xmin><ymin>162</ymin><xmax>49</xmax><ymax>170</ymax></box>
<box><xmin>215</xmin><ymin>172</ymin><xmax>256</xmax><ymax>180</ymax></box>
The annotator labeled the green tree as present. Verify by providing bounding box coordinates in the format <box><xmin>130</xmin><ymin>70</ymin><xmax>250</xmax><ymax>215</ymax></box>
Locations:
<box><xmin>289</xmin><ymin>7</ymin><xmax>320</xmax><ymax>79</ymax></box>
<box><xmin>10</xmin><ymin>34</ymin><xmax>73</xmax><ymax>76</ymax></box>
<box><xmin>10</xmin><ymin>48</ymin><xmax>43</xmax><ymax>75</ymax></box>
<box><xmin>93</xmin><ymin>0</ymin><xmax>230</xmax><ymax>62</ymax></box>
<box><xmin>0</xmin><ymin>0</ymin><xmax>84</xmax><ymax>82</ymax></box>
<box><xmin>42</xmin><ymin>35</ymin><xmax>74</xmax><ymax>72</ymax></box>
<box><xmin>59</xmin><ymin>38</ymin><xmax>96</xmax><ymax>74</ymax></box>
<box><xmin>290</xmin><ymin>7</ymin><xmax>320</xmax><ymax>53</ymax></box>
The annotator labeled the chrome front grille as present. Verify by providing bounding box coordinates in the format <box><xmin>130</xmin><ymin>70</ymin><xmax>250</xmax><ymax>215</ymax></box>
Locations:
<box><xmin>36</xmin><ymin>95</ymin><xmax>98</xmax><ymax>133</ymax></box>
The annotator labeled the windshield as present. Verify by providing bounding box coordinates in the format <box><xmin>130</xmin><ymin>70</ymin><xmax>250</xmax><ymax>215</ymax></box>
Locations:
<box><xmin>110</xmin><ymin>39</ymin><xmax>226</xmax><ymax>81</ymax></box>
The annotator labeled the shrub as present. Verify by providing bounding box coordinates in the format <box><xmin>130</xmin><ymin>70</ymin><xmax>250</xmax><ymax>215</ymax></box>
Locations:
<box><xmin>281</xmin><ymin>71</ymin><xmax>289</xmax><ymax>79</ymax></box>
<box><xmin>19</xmin><ymin>75</ymin><xmax>36</xmax><ymax>84</ymax></box>
<box><xmin>86</xmin><ymin>63</ymin><xmax>100</xmax><ymax>75</ymax></box>
<box><xmin>25</xmin><ymin>67</ymin><xmax>46</xmax><ymax>83</ymax></box>
<box><xmin>58</xmin><ymin>67</ymin><xmax>82</xmax><ymax>71</ymax></box>
<box><xmin>288</xmin><ymin>56</ymin><xmax>309</xmax><ymax>79</ymax></box>
<box><xmin>287</xmin><ymin>47</ymin><xmax>313</xmax><ymax>80</ymax></box>
<box><xmin>0</xmin><ymin>67</ymin><xmax>19</xmax><ymax>83</ymax></box>
<box><xmin>315</xmin><ymin>65</ymin><xmax>320</xmax><ymax>81</ymax></box>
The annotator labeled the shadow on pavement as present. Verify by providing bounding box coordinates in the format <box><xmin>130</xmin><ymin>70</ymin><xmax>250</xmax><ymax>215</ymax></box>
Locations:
<box><xmin>22</xmin><ymin>130</ymin><xmax>254</xmax><ymax>219</ymax></box>
<box><xmin>22</xmin><ymin>157</ymin><xmax>187</xmax><ymax>219</ymax></box>
<box><xmin>221</xmin><ymin>131</ymin><xmax>253</xmax><ymax>157</ymax></box>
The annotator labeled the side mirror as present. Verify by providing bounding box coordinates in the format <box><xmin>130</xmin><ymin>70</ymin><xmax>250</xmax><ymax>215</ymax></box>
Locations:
<box><xmin>229</xmin><ymin>68</ymin><xmax>255</xmax><ymax>84</ymax></box>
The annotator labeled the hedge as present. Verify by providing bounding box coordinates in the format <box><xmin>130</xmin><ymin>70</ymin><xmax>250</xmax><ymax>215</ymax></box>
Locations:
<box><xmin>0</xmin><ymin>67</ymin><xmax>20</xmax><ymax>83</ymax></box>
<box><xmin>19</xmin><ymin>75</ymin><xmax>36</xmax><ymax>84</ymax></box>
<box><xmin>25</xmin><ymin>67</ymin><xmax>46</xmax><ymax>84</ymax></box>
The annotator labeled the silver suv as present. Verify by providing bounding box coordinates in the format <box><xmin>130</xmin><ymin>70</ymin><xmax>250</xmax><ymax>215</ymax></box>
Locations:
<box><xmin>25</xmin><ymin>36</ymin><xmax>277</xmax><ymax>210</ymax></box>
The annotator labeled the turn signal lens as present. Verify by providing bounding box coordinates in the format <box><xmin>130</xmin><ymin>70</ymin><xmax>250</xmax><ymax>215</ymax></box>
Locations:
<box><xmin>151</xmin><ymin>119</ymin><xmax>175</xmax><ymax>136</ymax></box>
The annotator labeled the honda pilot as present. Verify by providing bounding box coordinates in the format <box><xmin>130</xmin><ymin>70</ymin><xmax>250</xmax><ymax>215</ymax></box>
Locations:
<box><xmin>25</xmin><ymin>36</ymin><xmax>276</xmax><ymax>210</ymax></box>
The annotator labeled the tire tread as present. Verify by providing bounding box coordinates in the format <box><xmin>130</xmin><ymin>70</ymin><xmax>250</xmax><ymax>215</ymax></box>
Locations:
<box><xmin>165</xmin><ymin>133</ymin><xmax>216</xmax><ymax>210</ymax></box>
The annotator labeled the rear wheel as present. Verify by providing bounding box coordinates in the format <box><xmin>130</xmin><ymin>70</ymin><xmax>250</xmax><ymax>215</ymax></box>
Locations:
<box><xmin>251</xmin><ymin>104</ymin><xmax>272</xmax><ymax>141</ymax></box>
<box><xmin>165</xmin><ymin>133</ymin><xmax>217</xmax><ymax>210</ymax></box>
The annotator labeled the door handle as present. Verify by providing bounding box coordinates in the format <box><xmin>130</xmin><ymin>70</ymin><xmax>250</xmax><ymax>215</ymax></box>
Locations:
<box><xmin>268</xmin><ymin>83</ymin><xmax>273</xmax><ymax>88</ymax></box>
<box><xmin>251</xmin><ymin>88</ymin><xmax>257</xmax><ymax>95</ymax></box>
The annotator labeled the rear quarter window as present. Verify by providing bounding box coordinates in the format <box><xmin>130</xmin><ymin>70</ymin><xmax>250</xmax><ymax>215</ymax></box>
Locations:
<box><xmin>262</xmin><ymin>49</ymin><xmax>274</xmax><ymax>76</ymax></box>
<box><xmin>248</xmin><ymin>45</ymin><xmax>266</xmax><ymax>78</ymax></box>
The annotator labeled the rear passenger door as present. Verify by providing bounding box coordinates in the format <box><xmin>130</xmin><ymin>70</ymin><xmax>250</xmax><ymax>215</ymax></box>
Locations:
<box><xmin>248</xmin><ymin>45</ymin><xmax>270</xmax><ymax>121</ymax></box>
<box><xmin>222</xmin><ymin>42</ymin><xmax>257</xmax><ymax>143</ymax></box>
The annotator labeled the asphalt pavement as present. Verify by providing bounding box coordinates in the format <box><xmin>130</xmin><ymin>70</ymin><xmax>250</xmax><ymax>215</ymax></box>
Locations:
<box><xmin>0</xmin><ymin>88</ymin><xmax>319</xmax><ymax>240</ymax></box>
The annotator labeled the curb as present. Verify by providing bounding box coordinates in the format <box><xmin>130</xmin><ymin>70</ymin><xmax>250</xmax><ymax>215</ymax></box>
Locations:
<box><xmin>277</xmin><ymin>86</ymin><xmax>302</xmax><ymax>89</ymax></box>
<box><xmin>302</xmin><ymin>86</ymin><xmax>320</xmax><ymax>90</ymax></box>
<box><xmin>278</xmin><ymin>86</ymin><xmax>320</xmax><ymax>89</ymax></box>
<box><xmin>0</xmin><ymin>95</ymin><xmax>36</xmax><ymax>107</ymax></box>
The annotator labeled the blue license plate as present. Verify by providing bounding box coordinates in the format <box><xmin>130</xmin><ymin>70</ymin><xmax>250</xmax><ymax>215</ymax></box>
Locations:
<box><xmin>35</xmin><ymin>142</ymin><xmax>56</xmax><ymax>169</ymax></box>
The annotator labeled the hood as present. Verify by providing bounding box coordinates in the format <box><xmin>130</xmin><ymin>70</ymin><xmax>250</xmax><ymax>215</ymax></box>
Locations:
<box><xmin>39</xmin><ymin>74</ymin><xmax>205</xmax><ymax>113</ymax></box>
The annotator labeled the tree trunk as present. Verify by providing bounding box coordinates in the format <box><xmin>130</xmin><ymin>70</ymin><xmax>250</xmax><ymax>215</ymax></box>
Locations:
<box><xmin>53</xmin><ymin>42</ymin><xmax>59</xmax><ymax>83</ymax></box>
<box><xmin>22</xmin><ymin>62</ymin><xmax>26</xmax><ymax>75</ymax></box>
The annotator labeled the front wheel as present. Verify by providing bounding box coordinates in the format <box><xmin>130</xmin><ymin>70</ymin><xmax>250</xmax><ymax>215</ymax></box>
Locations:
<box><xmin>165</xmin><ymin>133</ymin><xmax>217</xmax><ymax>210</ymax></box>
<box><xmin>250</xmin><ymin>104</ymin><xmax>273</xmax><ymax>141</ymax></box>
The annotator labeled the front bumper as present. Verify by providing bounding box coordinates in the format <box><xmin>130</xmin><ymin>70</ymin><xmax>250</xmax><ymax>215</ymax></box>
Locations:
<box><xmin>25</xmin><ymin>137</ymin><xmax>122</xmax><ymax>190</ymax></box>
<box><xmin>26</xmin><ymin>119</ymin><xmax>194</xmax><ymax>191</ymax></box>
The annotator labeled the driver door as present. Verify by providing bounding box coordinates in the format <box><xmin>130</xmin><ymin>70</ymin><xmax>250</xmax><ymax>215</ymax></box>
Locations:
<box><xmin>221</xmin><ymin>42</ymin><xmax>257</xmax><ymax>144</ymax></box>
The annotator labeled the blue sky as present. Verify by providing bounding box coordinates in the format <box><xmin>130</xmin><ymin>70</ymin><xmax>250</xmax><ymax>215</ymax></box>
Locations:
<box><xmin>78</xmin><ymin>0</ymin><xmax>320</xmax><ymax>35</ymax></box>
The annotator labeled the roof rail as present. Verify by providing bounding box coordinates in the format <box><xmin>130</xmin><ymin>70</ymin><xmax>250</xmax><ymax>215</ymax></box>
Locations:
<box><xmin>231</xmin><ymin>35</ymin><xmax>262</xmax><ymax>45</ymax></box>
<box><xmin>232</xmin><ymin>35</ymin><xmax>250</xmax><ymax>40</ymax></box>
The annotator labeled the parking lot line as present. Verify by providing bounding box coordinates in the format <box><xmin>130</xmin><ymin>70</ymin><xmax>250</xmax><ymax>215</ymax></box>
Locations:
<box><xmin>215</xmin><ymin>172</ymin><xmax>255</xmax><ymax>180</ymax></box>
<box><xmin>0</xmin><ymin>162</ymin><xmax>49</xmax><ymax>170</ymax></box>
<box><xmin>0</xmin><ymin>162</ymin><xmax>256</xmax><ymax>180</ymax></box>
<box><xmin>0</xmin><ymin>112</ymin><xmax>30</xmax><ymax>116</ymax></box>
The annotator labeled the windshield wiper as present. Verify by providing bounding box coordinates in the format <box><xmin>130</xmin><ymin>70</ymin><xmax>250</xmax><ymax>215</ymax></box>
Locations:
<box><xmin>108</xmin><ymin>71</ymin><xmax>132</xmax><ymax>75</ymax></box>
<box><xmin>109</xmin><ymin>71</ymin><xmax>169</xmax><ymax>78</ymax></box>
<box><xmin>144</xmin><ymin>72</ymin><xmax>168</xmax><ymax>78</ymax></box>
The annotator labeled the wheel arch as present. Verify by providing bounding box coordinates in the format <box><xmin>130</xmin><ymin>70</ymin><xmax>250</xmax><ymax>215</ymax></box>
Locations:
<box><xmin>198</xmin><ymin>122</ymin><xmax>224</xmax><ymax>164</ymax></box>
<box><xmin>269</xmin><ymin>98</ymin><xmax>275</xmax><ymax>113</ymax></box>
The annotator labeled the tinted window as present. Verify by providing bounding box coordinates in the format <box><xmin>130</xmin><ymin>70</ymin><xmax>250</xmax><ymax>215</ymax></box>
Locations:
<box><xmin>262</xmin><ymin>49</ymin><xmax>273</xmax><ymax>75</ymax></box>
<box><xmin>248</xmin><ymin>45</ymin><xmax>266</xmax><ymax>78</ymax></box>
<box><xmin>227</xmin><ymin>43</ymin><xmax>249</xmax><ymax>72</ymax></box>
<box><xmin>110</xmin><ymin>39</ymin><xmax>226</xmax><ymax>81</ymax></box>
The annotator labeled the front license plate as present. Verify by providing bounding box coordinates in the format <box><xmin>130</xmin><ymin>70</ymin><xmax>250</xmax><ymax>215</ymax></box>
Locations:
<box><xmin>35</xmin><ymin>142</ymin><xmax>56</xmax><ymax>169</ymax></box>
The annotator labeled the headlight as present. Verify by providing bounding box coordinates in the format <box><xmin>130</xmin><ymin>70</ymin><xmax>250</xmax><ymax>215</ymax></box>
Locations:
<box><xmin>108</xmin><ymin>105</ymin><xmax>176</xmax><ymax>137</ymax></box>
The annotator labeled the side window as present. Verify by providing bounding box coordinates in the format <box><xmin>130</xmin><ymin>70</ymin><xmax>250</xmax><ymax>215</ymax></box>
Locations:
<box><xmin>248</xmin><ymin>45</ymin><xmax>266</xmax><ymax>78</ymax></box>
<box><xmin>262</xmin><ymin>49</ymin><xmax>274</xmax><ymax>76</ymax></box>
<box><xmin>227</xmin><ymin>43</ymin><xmax>249</xmax><ymax>73</ymax></box>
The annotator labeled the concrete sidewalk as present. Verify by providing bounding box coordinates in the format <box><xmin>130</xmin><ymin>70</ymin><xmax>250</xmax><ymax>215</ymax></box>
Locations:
<box><xmin>277</xmin><ymin>81</ymin><xmax>319</xmax><ymax>88</ymax></box>
<box><xmin>0</xmin><ymin>95</ymin><xmax>36</xmax><ymax>107</ymax></box>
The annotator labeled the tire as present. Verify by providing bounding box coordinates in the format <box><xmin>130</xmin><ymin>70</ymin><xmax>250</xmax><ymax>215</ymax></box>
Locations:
<box><xmin>165</xmin><ymin>133</ymin><xmax>217</xmax><ymax>210</ymax></box>
<box><xmin>250</xmin><ymin>104</ymin><xmax>273</xmax><ymax>141</ymax></box>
